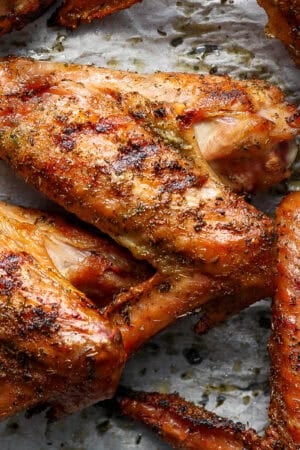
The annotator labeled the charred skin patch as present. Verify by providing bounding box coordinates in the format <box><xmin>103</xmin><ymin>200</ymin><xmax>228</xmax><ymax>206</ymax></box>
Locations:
<box><xmin>0</xmin><ymin>252</ymin><xmax>31</xmax><ymax>297</ymax></box>
<box><xmin>113</xmin><ymin>139</ymin><xmax>159</xmax><ymax>174</ymax></box>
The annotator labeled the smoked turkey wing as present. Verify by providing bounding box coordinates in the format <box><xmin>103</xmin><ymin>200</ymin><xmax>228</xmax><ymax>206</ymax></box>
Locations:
<box><xmin>258</xmin><ymin>0</ymin><xmax>300</xmax><ymax>67</ymax></box>
<box><xmin>0</xmin><ymin>230</ymin><xmax>124</xmax><ymax>421</ymax></box>
<box><xmin>0</xmin><ymin>58</ymin><xmax>277</xmax><ymax>354</ymax></box>
<box><xmin>50</xmin><ymin>0</ymin><xmax>141</xmax><ymax>29</ymax></box>
<box><xmin>1</xmin><ymin>59</ymin><xmax>298</xmax><ymax>192</ymax></box>
<box><xmin>0</xmin><ymin>0</ymin><xmax>55</xmax><ymax>36</ymax></box>
<box><xmin>269</xmin><ymin>192</ymin><xmax>300</xmax><ymax>447</ymax></box>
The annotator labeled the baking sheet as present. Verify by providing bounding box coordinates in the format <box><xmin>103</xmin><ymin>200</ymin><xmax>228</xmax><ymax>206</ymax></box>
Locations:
<box><xmin>0</xmin><ymin>0</ymin><xmax>299</xmax><ymax>448</ymax></box>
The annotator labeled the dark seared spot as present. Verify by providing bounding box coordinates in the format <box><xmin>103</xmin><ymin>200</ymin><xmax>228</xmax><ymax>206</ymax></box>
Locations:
<box><xmin>60</xmin><ymin>136</ymin><xmax>76</xmax><ymax>152</ymax></box>
<box><xmin>130</xmin><ymin>110</ymin><xmax>146</xmax><ymax>120</ymax></box>
<box><xmin>160</xmin><ymin>174</ymin><xmax>205</xmax><ymax>194</ymax></box>
<box><xmin>19</xmin><ymin>81</ymin><xmax>51</xmax><ymax>101</ymax></box>
<box><xmin>158</xmin><ymin>399</ymin><xmax>169</xmax><ymax>409</ymax></box>
<box><xmin>154</xmin><ymin>159</ymin><xmax>183</xmax><ymax>174</ymax></box>
<box><xmin>157</xmin><ymin>282</ymin><xmax>171</xmax><ymax>293</ymax></box>
<box><xmin>113</xmin><ymin>140</ymin><xmax>158</xmax><ymax>174</ymax></box>
<box><xmin>95</xmin><ymin>119</ymin><xmax>117</xmax><ymax>134</ymax></box>
<box><xmin>0</xmin><ymin>252</ymin><xmax>31</xmax><ymax>296</ymax></box>
<box><xmin>177</xmin><ymin>109</ymin><xmax>204</xmax><ymax>128</ymax></box>
<box><xmin>154</xmin><ymin>107</ymin><xmax>166</xmax><ymax>118</ymax></box>
<box><xmin>86</xmin><ymin>356</ymin><xmax>96</xmax><ymax>381</ymax></box>
<box><xmin>19</xmin><ymin>305</ymin><xmax>60</xmax><ymax>337</ymax></box>
<box><xmin>63</xmin><ymin>126</ymin><xmax>76</xmax><ymax>135</ymax></box>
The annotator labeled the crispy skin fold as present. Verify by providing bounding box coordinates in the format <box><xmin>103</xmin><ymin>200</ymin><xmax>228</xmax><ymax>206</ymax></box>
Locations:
<box><xmin>0</xmin><ymin>232</ymin><xmax>125</xmax><ymax>421</ymax></box>
<box><xmin>258</xmin><ymin>0</ymin><xmax>300</xmax><ymax>67</ymax></box>
<box><xmin>269</xmin><ymin>192</ymin><xmax>300</xmax><ymax>447</ymax></box>
<box><xmin>118</xmin><ymin>389</ymin><xmax>264</xmax><ymax>450</ymax></box>
<box><xmin>0</xmin><ymin>201</ymin><xmax>151</xmax><ymax>307</ymax></box>
<box><xmin>0</xmin><ymin>57</ymin><xmax>276</xmax><ymax>354</ymax></box>
<box><xmin>50</xmin><ymin>0</ymin><xmax>141</xmax><ymax>29</ymax></box>
<box><xmin>0</xmin><ymin>0</ymin><xmax>55</xmax><ymax>36</ymax></box>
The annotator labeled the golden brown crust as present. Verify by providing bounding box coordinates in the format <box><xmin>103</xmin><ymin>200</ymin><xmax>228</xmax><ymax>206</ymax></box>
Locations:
<box><xmin>0</xmin><ymin>0</ymin><xmax>55</xmax><ymax>36</ymax></box>
<box><xmin>258</xmin><ymin>0</ymin><xmax>300</xmax><ymax>66</ymax></box>
<box><xmin>0</xmin><ymin>236</ymin><xmax>125</xmax><ymax>421</ymax></box>
<box><xmin>50</xmin><ymin>0</ymin><xmax>141</xmax><ymax>29</ymax></box>
<box><xmin>269</xmin><ymin>192</ymin><xmax>300</xmax><ymax>448</ymax></box>
<box><xmin>0</xmin><ymin>57</ymin><xmax>276</xmax><ymax>355</ymax></box>
<box><xmin>1</xmin><ymin>58</ymin><xmax>297</xmax><ymax>193</ymax></box>
<box><xmin>118</xmin><ymin>389</ymin><xmax>263</xmax><ymax>450</ymax></box>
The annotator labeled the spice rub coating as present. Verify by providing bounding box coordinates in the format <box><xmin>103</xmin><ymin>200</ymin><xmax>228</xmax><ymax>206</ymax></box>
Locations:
<box><xmin>269</xmin><ymin>192</ymin><xmax>300</xmax><ymax>448</ymax></box>
<box><xmin>0</xmin><ymin>57</ymin><xmax>276</xmax><ymax>354</ymax></box>
<box><xmin>118</xmin><ymin>389</ymin><xmax>265</xmax><ymax>450</ymax></box>
<box><xmin>0</xmin><ymin>231</ymin><xmax>125</xmax><ymax>421</ymax></box>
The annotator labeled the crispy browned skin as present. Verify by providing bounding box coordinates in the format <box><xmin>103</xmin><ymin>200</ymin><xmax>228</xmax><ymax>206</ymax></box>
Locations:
<box><xmin>50</xmin><ymin>0</ymin><xmax>141</xmax><ymax>29</ymax></box>
<box><xmin>0</xmin><ymin>59</ymin><xmax>297</xmax><ymax>192</ymax></box>
<box><xmin>268</xmin><ymin>192</ymin><xmax>300</xmax><ymax>448</ymax></box>
<box><xmin>0</xmin><ymin>225</ymin><xmax>125</xmax><ymax>421</ymax></box>
<box><xmin>118</xmin><ymin>389</ymin><xmax>264</xmax><ymax>450</ymax></box>
<box><xmin>0</xmin><ymin>0</ymin><xmax>55</xmax><ymax>36</ymax></box>
<box><xmin>13</xmin><ymin>60</ymin><xmax>297</xmax><ymax>193</ymax></box>
<box><xmin>0</xmin><ymin>201</ymin><xmax>151</xmax><ymax>307</ymax></box>
<box><xmin>258</xmin><ymin>0</ymin><xmax>300</xmax><ymax>67</ymax></box>
<box><xmin>0</xmin><ymin>58</ymin><xmax>278</xmax><ymax>356</ymax></box>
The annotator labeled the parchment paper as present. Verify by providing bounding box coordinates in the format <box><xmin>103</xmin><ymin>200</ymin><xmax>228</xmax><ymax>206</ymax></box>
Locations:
<box><xmin>0</xmin><ymin>1</ymin><xmax>299</xmax><ymax>449</ymax></box>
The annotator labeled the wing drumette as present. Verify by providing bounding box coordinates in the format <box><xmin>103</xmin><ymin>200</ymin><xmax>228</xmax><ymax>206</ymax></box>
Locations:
<box><xmin>0</xmin><ymin>58</ymin><xmax>279</xmax><ymax>356</ymax></box>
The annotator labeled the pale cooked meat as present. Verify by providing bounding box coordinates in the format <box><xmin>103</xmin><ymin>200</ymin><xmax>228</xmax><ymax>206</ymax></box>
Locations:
<box><xmin>0</xmin><ymin>57</ymin><xmax>277</xmax><ymax>356</ymax></box>
<box><xmin>50</xmin><ymin>0</ymin><xmax>141</xmax><ymax>29</ymax></box>
<box><xmin>269</xmin><ymin>192</ymin><xmax>300</xmax><ymax>447</ymax></box>
<box><xmin>258</xmin><ymin>0</ymin><xmax>300</xmax><ymax>67</ymax></box>
<box><xmin>0</xmin><ymin>0</ymin><xmax>55</xmax><ymax>36</ymax></box>
<box><xmin>0</xmin><ymin>201</ymin><xmax>152</xmax><ymax>307</ymax></box>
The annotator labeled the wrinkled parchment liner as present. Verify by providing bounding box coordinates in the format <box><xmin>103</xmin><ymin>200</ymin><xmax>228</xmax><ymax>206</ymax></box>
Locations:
<box><xmin>0</xmin><ymin>1</ymin><xmax>299</xmax><ymax>448</ymax></box>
